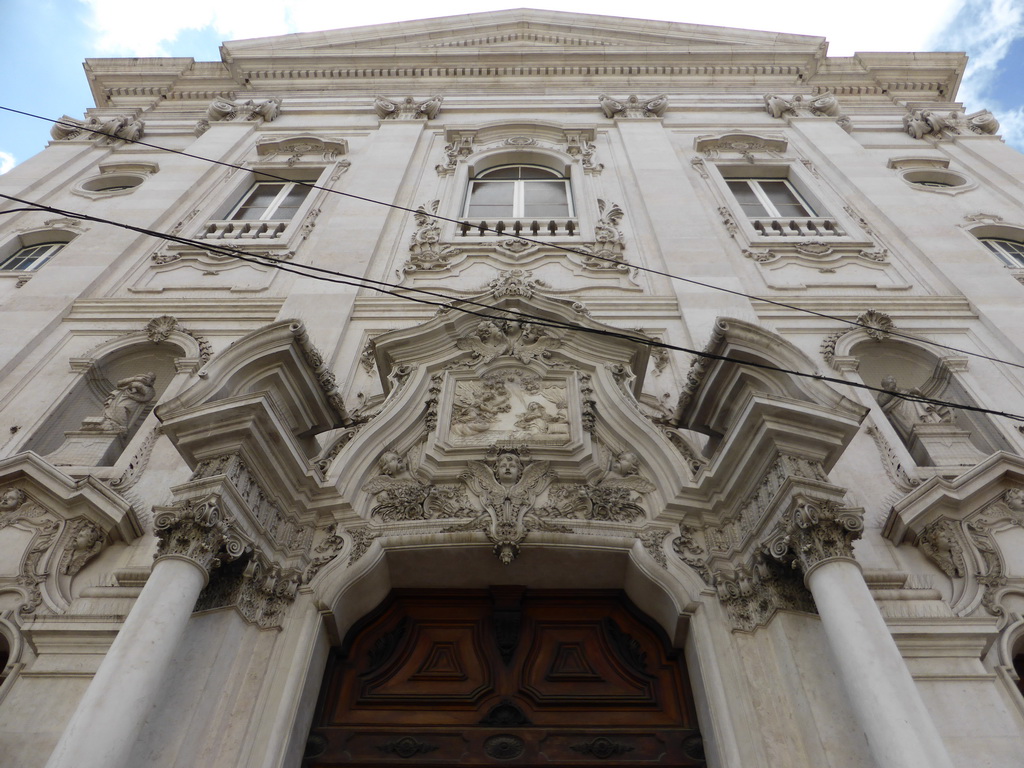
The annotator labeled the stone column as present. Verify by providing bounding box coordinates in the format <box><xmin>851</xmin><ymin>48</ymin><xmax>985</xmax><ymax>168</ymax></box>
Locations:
<box><xmin>45</xmin><ymin>496</ymin><xmax>245</xmax><ymax>768</ymax></box>
<box><xmin>774</xmin><ymin>499</ymin><xmax>956</xmax><ymax>768</ymax></box>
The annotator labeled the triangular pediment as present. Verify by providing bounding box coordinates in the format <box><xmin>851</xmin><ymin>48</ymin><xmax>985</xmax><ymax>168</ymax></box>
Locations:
<box><xmin>223</xmin><ymin>9</ymin><xmax>825</xmax><ymax>58</ymax></box>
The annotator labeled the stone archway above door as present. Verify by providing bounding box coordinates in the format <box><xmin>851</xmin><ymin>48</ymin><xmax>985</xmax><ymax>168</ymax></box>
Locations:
<box><xmin>305</xmin><ymin>588</ymin><xmax>705</xmax><ymax>767</ymax></box>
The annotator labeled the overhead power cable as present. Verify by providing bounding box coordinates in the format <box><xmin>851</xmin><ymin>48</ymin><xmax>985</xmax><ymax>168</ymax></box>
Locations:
<box><xmin>3</xmin><ymin>105</ymin><xmax>1022</xmax><ymax>373</ymax></box>
<box><xmin>2</xmin><ymin>190</ymin><xmax>1022</xmax><ymax>426</ymax></box>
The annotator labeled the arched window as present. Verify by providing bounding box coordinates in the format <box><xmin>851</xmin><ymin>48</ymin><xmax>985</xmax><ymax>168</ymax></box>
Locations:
<box><xmin>464</xmin><ymin>165</ymin><xmax>573</xmax><ymax>220</ymax></box>
<box><xmin>0</xmin><ymin>241</ymin><xmax>66</xmax><ymax>272</ymax></box>
<box><xmin>978</xmin><ymin>237</ymin><xmax>1024</xmax><ymax>268</ymax></box>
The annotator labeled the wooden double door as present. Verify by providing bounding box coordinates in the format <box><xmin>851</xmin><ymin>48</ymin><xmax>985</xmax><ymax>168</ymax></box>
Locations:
<box><xmin>306</xmin><ymin>588</ymin><xmax>705</xmax><ymax>767</ymax></box>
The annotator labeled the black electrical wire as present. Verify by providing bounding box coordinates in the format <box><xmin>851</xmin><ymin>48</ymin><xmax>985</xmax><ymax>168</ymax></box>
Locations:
<box><xmin>3</xmin><ymin>190</ymin><xmax>1022</xmax><ymax>426</ymax></box>
<box><xmin>3</xmin><ymin>105</ymin><xmax>1022</xmax><ymax>374</ymax></box>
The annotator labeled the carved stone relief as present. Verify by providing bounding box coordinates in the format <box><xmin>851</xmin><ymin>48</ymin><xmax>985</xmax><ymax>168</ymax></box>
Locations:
<box><xmin>820</xmin><ymin>309</ymin><xmax>895</xmax><ymax>366</ymax></box>
<box><xmin>575</xmin><ymin>200</ymin><xmax>630</xmax><ymax>272</ymax></box>
<box><xmin>193</xmin><ymin>98</ymin><xmax>281</xmax><ymax>135</ymax></box>
<box><xmin>255</xmin><ymin>135</ymin><xmax>348</xmax><ymax>165</ymax></box>
<box><xmin>764</xmin><ymin>92</ymin><xmax>850</xmax><ymax>131</ymax></box>
<box><xmin>402</xmin><ymin>200</ymin><xmax>464</xmax><ymax>273</ymax></box>
<box><xmin>448</xmin><ymin>369</ymin><xmax>569</xmax><ymax>447</ymax></box>
<box><xmin>375</xmin><ymin>95</ymin><xmax>443</xmax><ymax>120</ymax></box>
<box><xmin>599</xmin><ymin>94</ymin><xmax>667</xmax><ymax>119</ymax></box>
<box><xmin>454</xmin><ymin>320</ymin><xmax>561</xmax><ymax>366</ymax></box>
<box><xmin>50</xmin><ymin>113</ymin><xmax>145</xmax><ymax>144</ymax></box>
<box><xmin>903</xmin><ymin>108</ymin><xmax>999</xmax><ymax>140</ymax></box>
<box><xmin>436</xmin><ymin>135</ymin><xmax>474</xmax><ymax>174</ymax></box>
<box><xmin>565</xmin><ymin>132</ymin><xmax>603</xmax><ymax>173</ymax></box>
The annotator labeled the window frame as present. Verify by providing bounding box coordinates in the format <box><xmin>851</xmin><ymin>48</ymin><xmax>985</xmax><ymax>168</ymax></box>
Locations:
<box><xmin>979</xmin><ymin>237</ymin><xmax>1024</xmax><ymax>269</ymax></box>
<box><xmin>725</xmin><ymin>178</ymin><xmax>817</xmax><ymax>218</ymax></box>
<box><xmin>226</xmin><ymin>179</ymin><xmax>315</xmax><ymax>222</ymax></box>
<box><xmin>462</xmin><ymin>164</ymin><xmax>574</xmax><ymax>220</ymax></box>
<box><xmin>0</xmin><ymin>242</ymin><xmax>66</xmax><ymax>272</ymax></box>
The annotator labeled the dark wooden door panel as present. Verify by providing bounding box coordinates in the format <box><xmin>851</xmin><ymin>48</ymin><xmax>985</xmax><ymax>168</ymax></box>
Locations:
<box><xmin>307</xmin><ymin>589</ymin><xmax>704</xmax><ymax>766</ymax></box>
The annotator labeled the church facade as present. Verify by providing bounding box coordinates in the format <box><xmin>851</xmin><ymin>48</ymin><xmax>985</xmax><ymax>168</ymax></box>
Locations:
<box><xmin>1</xmin><ymin>10</ymin><xmax>1024</xmax><ymax>768</ymax></box>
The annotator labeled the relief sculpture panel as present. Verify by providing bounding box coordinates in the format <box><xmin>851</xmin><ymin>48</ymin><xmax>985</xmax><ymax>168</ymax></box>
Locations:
<box><xmin>449</xmin><ymin>369</ymin><xmax>571</xmax><ymax>447</ymax></box>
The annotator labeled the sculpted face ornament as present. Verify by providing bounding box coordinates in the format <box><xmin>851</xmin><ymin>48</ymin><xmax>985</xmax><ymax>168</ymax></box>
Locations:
<box><xmin>0</xmin><ymin>487</ymin><xmax>27</xmax><ymax>511</ymax></box>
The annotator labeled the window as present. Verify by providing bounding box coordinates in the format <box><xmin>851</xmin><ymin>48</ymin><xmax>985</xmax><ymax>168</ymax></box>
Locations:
<box><xmin>228</xmin><ymin>180</ymin><xmax>313</xmax><ymax>222</ymax></box>
<box><xmin>0</xmin><ymin>242</ymin><xmax>65</xmax><ymax>272</ymax></box>
<box><xmin>464</xmin><ymin>165</ymin><xmax>572</xmax><ymax>219</ymax></box>
<box><xmin>726</xmin><ymin>179</ymin><xmax>816</xmax><ymax>218</ymax></box>
<box><xmin>979</xmin><ymin>237</ymin><xmax>1024</xmax><ymax>268</ymax></box>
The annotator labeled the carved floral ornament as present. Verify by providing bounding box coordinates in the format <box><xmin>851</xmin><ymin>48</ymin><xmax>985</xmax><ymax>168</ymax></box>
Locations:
<box><xmin>375</xmin><ymin>95</ymin><xmax>443</xmax><ymax>121</ymax></box>
<box><xmin>820</xmin><ymin>309</ymin><xmax>896</xmax><ymax>367</ymax></box>
<box><xmin>599</xmin><ymin>93</ymin><xmax>667</xmax><ymax>119</ymax></box>
<box><xmin>255</xmin><ymin>135</ymin><xmax>349</xmax><ymax>166</ymax></box>
<box><xmin>694</xmin><ymin>133</ymin><xmax>788</xmax><ymax>162</ymax></box>
<box><xmin>436</xmin><ymin>128</ymin><xmax>602</xmax><ymax>176</ymax></box>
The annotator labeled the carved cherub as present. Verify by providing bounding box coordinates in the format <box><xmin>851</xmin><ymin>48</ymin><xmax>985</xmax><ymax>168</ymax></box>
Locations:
<box><xmin>456</xmin><ymin>320</ymin><xmax>511</xmax><ymax>362</ymax></box>
<box><xmin>361</xmin><ymin>447</ymin><xmax>430</xmax><ymax>522</ymax></box>
<box><xmin>456</xmin><ymin>451</ymin><xmax>553</xmax><ymax>563</ymax></box>
<box><xmin>59</xmin><ymin>521</ymin><xmax>105</xmax><ymax>576</ymax></box>
<box><xmin>918</xmin><ymin>519</ymin><xmax>966</xmax><ymax>578</ymax></box>
<box><xmin>512</xmin><ymin>324</ymin><xmax>561</xmax><ymax>363</ymax></box>
<box><xmin>85</xmin><ymin>372</ymin><xmax>156</xmax><ymax>433</ymax></box>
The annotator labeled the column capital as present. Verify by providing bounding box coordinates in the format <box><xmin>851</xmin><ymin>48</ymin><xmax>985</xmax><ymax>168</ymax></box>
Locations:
<box><xmin>767</xmin><ymin>497</ymin><xmax>864</xmax><ymax>578</ymax></box>
<box><xmin>153</xmin><ymin>494</ymin><xmax>249</xmax><ymax>577</ymax></box>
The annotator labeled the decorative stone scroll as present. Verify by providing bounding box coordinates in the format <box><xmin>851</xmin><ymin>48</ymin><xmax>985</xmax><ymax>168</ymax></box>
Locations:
<box><xmin>694</xmin><ymin>133</ymin><xmax>788</xmax><ymax>162</ymax></box>
<box><xmin>454</xmin><ymin>320</ymin><xmax>561</xmax><ymax>366</ymax></box>
<box><xmin>436</xmin><ymin>135</ymin><xmax>474</xmax><ymax>174</ymax></box>
<box><xmin>599</xmin><ymin>93</ymin><xmax>668</xmax><ymax>119</ymax></box>
<box><xmin>820</xmin><ymin>309</ymin><xmax>895</xmax><ymax>367</ymax></box>
<box><xmin>764</xmin><ymin>92</ymin><xmax>851</xmax><ymax>130</ymax></box>
<box><xmin>403</xmin><ymin>200</ymin><xmax>463</xmax><ymax>273</ymax></box>
<box><xmin>374</xmin><ymin>95</ymin><xmax>443</xmax><ymax>120</ymax></box>
<box><xmin>153</xmin><ymin>494</ymin><xmax>249</xmax><ymax>575</ymax></box>
<box><xmin>575</xmin><ymin>200</ymin><xmax>629</xmax><ymax>271</ymax></box>
<box><xmin>903</xmin><ymin>108</ymin><xmax>999</xmax><ymax>140</ymax></box>
<box><xmin>765</xmin><ymin>498</ymin><xmax>865</xmax><ymax>574</ymax></box>
<box><xmin>256</xmin><ymin>135</ymin><xmax>349</xmax><ymax>165</ymax></box>
<box><xmin>50</xmin><ymin>113</ymin><xmax>145</xmax><ymax>144</ymax></box>
<box><xmin>193</xmin><ymin>97</ymin><xmax>281</xmax><ymax>135</ymax></box>
<box><xmin>565</xmin><ymin>131</ymin><xmax>603</xmax><ymax>173</ymax></box>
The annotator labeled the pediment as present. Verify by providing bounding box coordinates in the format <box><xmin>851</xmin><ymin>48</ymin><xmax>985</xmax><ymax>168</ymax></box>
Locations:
<box><xmin>223</xmin><ymin>10</ymin><xmax>825</xmax><ymax>59</ymax></box>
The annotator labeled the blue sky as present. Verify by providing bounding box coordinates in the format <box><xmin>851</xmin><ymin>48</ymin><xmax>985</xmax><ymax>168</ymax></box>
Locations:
<box><xmin>2</xmin><ymin>0</ymin><xmax>1023</xmax><ymax>172</ymax></box>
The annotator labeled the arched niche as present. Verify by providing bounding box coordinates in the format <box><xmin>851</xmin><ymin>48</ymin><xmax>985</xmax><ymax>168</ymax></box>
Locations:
<box><xmin>852</xmin><ymin>338</ymin><xmax>1009</xmax><ymax>467</ymax></box>
<box><xmin>25</xmin><ymin>337</ymin><xmax>188</xmax><ymax>467</ymax></box>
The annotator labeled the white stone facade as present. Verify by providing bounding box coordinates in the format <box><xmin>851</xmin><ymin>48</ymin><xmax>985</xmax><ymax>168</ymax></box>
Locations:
<box><xmin>0</xmin><ymin>9</ymin><xmax>1023</xmax><ymax>768</ymax></box>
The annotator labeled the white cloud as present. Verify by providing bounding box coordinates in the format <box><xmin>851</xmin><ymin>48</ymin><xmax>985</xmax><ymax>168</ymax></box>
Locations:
<box><xmin>0</xmin><ymin>152</ymin><xmax>15</xmax><ymax>175</ymax></box>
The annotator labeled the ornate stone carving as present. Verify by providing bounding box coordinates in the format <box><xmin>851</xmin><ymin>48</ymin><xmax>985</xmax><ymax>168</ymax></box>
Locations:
<box><xmin>345</xmin><ymin>526</ymin><xmax>380</xmax><ymax>565</ymax></box>
<box><xmin>255</xmin><ymin>135</ymin><xmax>348</xmax><ymax>164</ymax></box>
<box><xmin>696</xmin><ymin>133</ymin><xmax>787</xmax><ymax>162</ymax></box>
<box><xmin>764</xmin><ymin>92</ymin><xmax>841</xmax><ymax>118</ymax></box>
<box><xmin>768</xmin><ymin>498</ymin><xmax>864</xmax><ymax>573</ymax></box>
<box><xmin>89</xmin><ymin>372</ymin><xmax>157</xmax><ymax>434</ymax></box>
<box><xmin>445</xmin><ymin>448</ymin><xmax>556</xmax><ymax>564</ymax></box>
<box><xmin>51</xmin><ymin>113</ymin><xmax>145</xmax><ymax>144</ymax></box>
<box><xmin>0</xmin><ymin>487</ymin><xmax>28</xmax><ymax>521</ymax></box>
<box><xmin>374</xmin><ymin>95</ymin><xmax>443</xmax><ymax>120</ymax></box>
<box><xmin>539</xmin><ymin>446</ymin><xmax>654</xmax><ymax>523</ymax></box>
<box><xmin>304</xmin><ymin>523</ymin><xmax>345</xmax><ymax>581</ymax></box>
<box><xmin>454</xmin><ymin>320</ymin><xmax>561</xmax><ymax>365</ymax></box>
<box><xmin>599</xmin><ymin>93</ymin><xmax>667</xmax><ymax>119</ymax></box>
<box><xmin>717</xmin><ymin>206</ymin><xmax>738</xmax><ymax>237</ymax></box>
<box><xmin>448</xmin><ymin>369</ymin><xmax>569</xmax><ymax>446</ymax></box>
<box><xmin>903</xmin><ymin>108</ymin><xmax>1000</xmax><ymax>140</ymax></box>
<box><xmin>143</xmin><ymin>314</ymin><xmax>213</xmax><ymax>362</ymax></box>
<box><xmin>360</xmin><ymin>339</ymin><xmax>377</xmax><ymax>373</ymax></box>
<box><xmin>57</xmin><ymin>519</ymin><xmax>105</xmax><ymax>576</ymax></box>
<box><xmin>576</xmin><ymin>200</ymin><xmax>628</xmax><ymax>271</ymax></box>
<box><xmin>820</xmin><ymin>309</ymin><xmax>895</xmax><ymax>365</ymax></box>
<box><xmin>210</xmin><ymin>97</ymin><xmax>281</xmax><ymax>123</ymax></box>
<box><xmin>864</xmin><ymin>423</ymin><xmax>920</xmax><ymax>493</ymax></box>
<box><xmin>403</xmin><ymin>200</ymin><xmax>463</xmax><ymax>272</ymax></box>
<box><xmin>565</xmin><ymin>132</ymin><xmax>603</xmax><ymax>172</ymax></box>
<box><xmin>153</xmin><ymin>495</ymin><xmax>249</xmax><ymax>574</ymax></box>
<box><xmin>918</xmin><ymin>518</ymin><xmax>967</xmax><ymax>578</ymax></box>
<box><xmin>436</xmin><ymin>135</ymin><xmax>473</xmax><ymax>174</ymax></box>
<box><xmin>289</xmin><ymin>322</ymin><xmax>352</xmax><ymax>425</ymax></box>
<box><xmin>362</xmin><ymin>448</ymin><xmax>431</xmax><ymax>522</ymax></box>
<box><xmin>716</xmin><ymin>555</ymin><xmax>816</xmax><ymax>632</ymax></box>
<box><xmin>637</xmin><ymin>528</ymin><xmax>669</xmax><ymax>568</ymax></box>
<box><xmin>878</xmin><ymin>374</ymin><xmax>954</xmax><ymax>437</ymax></box>
<box><xmin>486</xmin><ymin>269</ymin><xmax>547</xmax><ymax>298</ymax></box>
<box><xmin>195</xmin><ymin>550</ymin><xmax>301</xmax><ymax>629</ymax></box>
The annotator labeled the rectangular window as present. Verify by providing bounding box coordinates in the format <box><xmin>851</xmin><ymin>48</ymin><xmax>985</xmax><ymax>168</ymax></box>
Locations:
<box><xmin>0</xmin><ymin>242</ymin><xmax>65</xmax><ymax>271</ymax></box>
<box><xmin>229</xmin><ymin>180</ymin><xmax>313</xmax><ymax>222</ymax></box>
<box><xmin>726</xmin><ymin>179</ymin><xmax>816</xmax><ymax>218</ymax></box>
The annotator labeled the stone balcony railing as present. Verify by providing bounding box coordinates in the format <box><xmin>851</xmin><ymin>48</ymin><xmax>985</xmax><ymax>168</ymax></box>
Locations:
<box><xmin>751</xmin><ymin>217</ymin><xmax>845</xmax><ymax>238</ymax></box>
<box><xmin>199</xmin><ymin>220</ymin><xmax>289</xmax><ymax>240</ymax></box>
<box><xmin>457</xmin><ymin>218</ymin><xmax>580</xmax><ymax>237</ymax></box>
